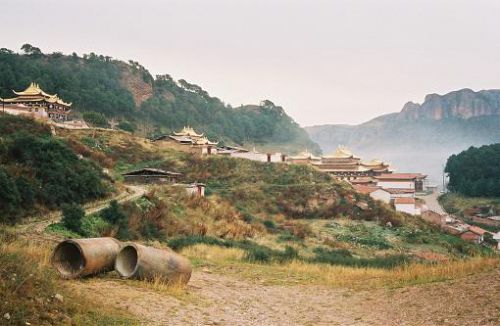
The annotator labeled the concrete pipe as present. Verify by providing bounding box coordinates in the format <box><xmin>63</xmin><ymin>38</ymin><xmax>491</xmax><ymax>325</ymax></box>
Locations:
<box><xmin>115</xmin><ymin>243</ymin><xmax>192</xmax><ymax>284</ymax></box>
<box><xmin>51</xmin><ymin>237</ymin><xmax>122</xmax><ymax>279</ymax></box>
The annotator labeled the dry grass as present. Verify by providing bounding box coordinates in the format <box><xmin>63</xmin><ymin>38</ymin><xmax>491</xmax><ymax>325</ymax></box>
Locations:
<box><xmin>181</xmin><ymin>244</ymin><xmax>500</xmax><ymax>289</ymax></box>
<box><xmin>0</xmin><ymin>233</ymin><xmax>136</xmax><ymax>325</ymax></box>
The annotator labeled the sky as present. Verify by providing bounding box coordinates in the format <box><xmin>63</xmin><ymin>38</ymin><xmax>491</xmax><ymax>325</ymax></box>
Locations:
<box><xmin>3</xmin><ymin>0</ymin><xmax>500</xmax><ymax>126</ymax></box>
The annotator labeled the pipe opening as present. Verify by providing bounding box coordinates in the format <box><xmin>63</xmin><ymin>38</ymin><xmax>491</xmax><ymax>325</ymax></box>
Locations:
<box><xmin>52</xmin><ymin>242</ymin><xmax>85</xmax><ymax>277</ymax></box>
<box><xmin>115</xmin><ymin>245</ymin><xmax>138</xmax><ymax>277</ymax></box>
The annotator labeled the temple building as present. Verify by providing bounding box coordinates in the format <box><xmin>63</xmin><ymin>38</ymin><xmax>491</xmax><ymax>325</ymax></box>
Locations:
<box><xmin>154</xmin><ymin>126</ymin><xmax>218</xmax><ymax>147</ymax></box>
<box><xmin>286</xmin><ymin>149</ymin><xmax>320</xmax><ymax>165</ymax></box>
<box><xmin>311</xmin><ymin>146</ymin><xmax>391</xmax><ymax>180</ymax></box>
<box><xmin>1</xmin><ymin>83</ymin><xmax>72</xmax><ymax>121</ymax></box>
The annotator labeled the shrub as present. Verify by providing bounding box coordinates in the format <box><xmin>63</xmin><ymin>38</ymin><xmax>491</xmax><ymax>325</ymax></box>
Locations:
<box><xmin>0</xmin><ymin>168</ymin><xmax>21</xmax><ymax>222</ymax></box>
<box><xmin>117</xmin><ymin>121</ymin><xmax>136</xmax><ymax>133</ymax></box>
<box><xmin>263</xmin><ymin>219</ymin><xmax>276</xmax><ymax>230</ymax></box>
<box><xmin>244</xmin><ymin>246</ymin><xmax>272</xmax><ymax>263</ymax></box>
<box><xmin>311</xmin><ymin>247</ymin><xmax>409</xmax><ymax>269</ymax></box>
<box><xmin>81</xmin><ymin>214</ymin><xmax>111</xmax><ymax>237</ymax></box>
<box><xmin>83</xmin><ymin>111</ymin><xmax>109</xmax><ymax>128</ymax></box>
<box><xmin>61</xmin><ymin>203</ymin><xmax>85</xmax><ymax>233</ymax></box>
<box><xmin>100</xmin><ymin>200</ymin><xmax>129</xmax><ymax>240</ymax></box>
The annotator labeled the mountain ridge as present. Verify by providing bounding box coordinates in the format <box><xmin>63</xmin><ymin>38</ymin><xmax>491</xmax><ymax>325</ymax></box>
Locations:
<box><xmin>306</xmin><ymin>88</ymin><xmax>500</xmax><ymax>183</ymax></box>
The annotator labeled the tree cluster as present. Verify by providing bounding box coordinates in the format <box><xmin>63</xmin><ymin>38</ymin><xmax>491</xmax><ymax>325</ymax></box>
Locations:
<box><xmin>0</xmin><ymin>115</ymin><xmax>109</xmax><ymax>223</ymax></box>
<box><xmin>445</xmin><ymin>143</ymin><xmax>500</xmax><ymax>197</ymax></box>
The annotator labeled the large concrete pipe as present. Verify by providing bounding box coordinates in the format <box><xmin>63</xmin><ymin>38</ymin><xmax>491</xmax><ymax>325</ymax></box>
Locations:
<box><xmin>51</xmin><ymin>238</ymin><xmax>122</xmax><ymax>278</ymax></box>
<box><xmin>115</xmin><ymin>243</ymin><xmax>192</xmax><ymax>284</ymax></box>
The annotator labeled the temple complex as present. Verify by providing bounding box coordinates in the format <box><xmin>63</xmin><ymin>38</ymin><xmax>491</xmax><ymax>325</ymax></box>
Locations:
<box><xmin>311</xmin><ymin>146</ymin><xmax>391</xmax><ymax>180</ymax></box>
<box><xmin>0</xmin><ymin>83</ymin><xmax>72</xmax><ymax>121</ymax></box>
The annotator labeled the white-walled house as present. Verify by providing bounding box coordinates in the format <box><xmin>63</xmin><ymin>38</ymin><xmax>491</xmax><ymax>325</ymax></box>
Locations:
<box><xmin>230</xmin><ymin>150</ymin><xmax>286</xmax><ymax>163</ymax></box>
<box><xmin>394</xmin><ymin>197</ymin><xmax>420</xmax><ymax>215</ymax></box>
<box><xmin>376</xmin><ymin>173</ymin><xmax>427</xmax><ymax>192</ymax></box>
<box><xmin>493</xmin><ymin>232</ymin><xmax>500</xmax><ymax>250</ymax></box>
<box><xmin>353</xmin><ymin>185</ymin><xmax>391</xmax><ymax>204</ymax></box>
<box><xmin>385</xmin><ymin>188</ymin><xmax>416</xmax><ymax>199</ymax></box>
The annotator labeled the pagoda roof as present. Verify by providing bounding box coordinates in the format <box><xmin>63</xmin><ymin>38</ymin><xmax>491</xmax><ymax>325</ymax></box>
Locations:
<box><xmin>173</xmin><ymin>126</ymin><xmax>204</xmax><ymax>137</ymax></box>
<box><xmin>5</xmin><ymin>82</ymin><xmax>72</xmax><ymax>107</ymax></box>
<box><xmin>361</xmin><ymin>159</ymin><xmax>388</xmax><ymax>167</ymax></box>
<box><xmin>13</xmin><ymin>82</ymin><xmax>53</xmax><ymax>97</ymax></box>
<box><xmin>322</xmin><ymin>146</ymin><xmax>357</xmax><ymax>159</ymax></box>
<box><xmin>289</xmin><ymin>149</ymin><xmax>320</xmax><ymax>160</ymax></box>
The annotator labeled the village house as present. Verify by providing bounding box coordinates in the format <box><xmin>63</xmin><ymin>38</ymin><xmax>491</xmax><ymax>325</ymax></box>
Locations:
<box><xmin>493</xmin><ymin>232</ymin><xmax>500</xmax><ymax>250</ymax></box>
<box><xmin>122</xmin><ymin>168</ymin><xmax>182</xmax><ymax>184</ymax></box>
<box><xmin>394</xmin><ymin>197</ymin><xmax>420</xmax><ymax>215</ymax></box>
<box><xmin>353</xmin><ymin>185</ymin><xmax>391</xmax><ymax>204</ymax></box>
<box><xmin>385</xmin><ymin>188</ymin><xmax>416</xmax><ymax>200</ymax></box>
<box><xmin>184</xmin><ymin>182</ymin><xmax>206</xmax><ymax>197</ymax></box>
<box><xmin>0</xmin><ymin>83</ymin><xmax>72</xmax><ymax>121</ymax></box>
<box><xmin>375</xmin><ymin>173</ymin><xmax>427</xmax><ymax>192</ymax></box>
<box><xmin>230</xmin><ymin>148</ymin><xmax>286</xmax><ymax>163</ymax></box>
<box><xmin>459</xmin><ymin>226</ymin><xmax>489</xmax><ymax>244</ymax></box>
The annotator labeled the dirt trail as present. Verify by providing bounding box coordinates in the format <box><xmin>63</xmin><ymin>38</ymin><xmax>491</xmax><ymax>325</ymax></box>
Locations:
<box><xmin>17</xmin><ymin>184</ymin><xmax>147</xmax><ymax>242</ymax></box>
<box><xmin>69</xmin><ymin>267</ymin><xmax>500</xmax><ymax>326</ymax></box>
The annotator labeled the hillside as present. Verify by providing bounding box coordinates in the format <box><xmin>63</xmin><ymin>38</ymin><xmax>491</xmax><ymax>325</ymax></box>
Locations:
<box><xmin>0</xmin><ymin>45</ymin><xmax>319</xmax><ymax>153</ymax></box>
<box><xmin>306</xmin><ymin>89</ymin><xmax>500</xmax><ymax>184</ymax></box>
<box><xmin>3</xmin><ymin>115</ymin><xmax>498</xmax><ymax>325</ymax></box>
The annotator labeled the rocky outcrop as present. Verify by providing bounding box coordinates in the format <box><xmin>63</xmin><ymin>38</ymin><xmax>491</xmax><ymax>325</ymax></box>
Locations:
<box><xmin>119</xmin><ymin>66</ymin><xmax>154</xmax><ymax>107</ymax></box>
<box><xmin>400</xmin><ymin>89</ymin><xmax>500</xmax><ymax>120</ymax></box>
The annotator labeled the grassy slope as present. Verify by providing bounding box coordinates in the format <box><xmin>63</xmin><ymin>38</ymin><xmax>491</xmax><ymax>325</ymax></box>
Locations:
<box><xmin>54</xmin><ymin>128</ymin><xmax>495</xmax><ymax>266</ymax></box>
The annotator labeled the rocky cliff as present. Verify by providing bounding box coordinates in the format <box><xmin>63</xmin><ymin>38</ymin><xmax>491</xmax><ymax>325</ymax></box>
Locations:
<box><xmin>400</xmin><ymin>89</ymin><xmax>500</xmax><ymax>120</ymax></box>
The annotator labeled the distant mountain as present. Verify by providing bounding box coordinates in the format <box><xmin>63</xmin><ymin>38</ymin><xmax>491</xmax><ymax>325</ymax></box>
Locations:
<box><xmin>306</xmin><ymin>89</ymin><xmax>500</xmax><ymax>184</ymax></box>
<box><xmin>0</xmin><ymin>45</ymin><xmax>319</xmax><ymax>153</ymax></box>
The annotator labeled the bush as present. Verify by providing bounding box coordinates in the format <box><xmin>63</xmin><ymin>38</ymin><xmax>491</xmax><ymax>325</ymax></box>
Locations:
<box><xmin>311</xmin><ymin>247</ymin><xmax>409</xmax><ymax>269</ymax></box>
<box><xmin>83</xmin><ymin>111</ymin><xmax>109</xmax><ymax>128</ymax></box>
<box><xmin>100</xmin><ymin>200</ymin><xmax>129</xmax><ymax>239</ymax></box>
<box><xmin>244</xmin><ymin>246</ymin><xmax>272</xmax><ymax>263</ymax></box>
<box><xmin>81</xmin><ymin>214</ymin><xmax>111</xmax><ymax>237</ymax></box>
<box><xmin>61</xmin><ymin>203</ymin><xmax>85</xmax><ymax>233</ymax></box>
<box><xmin>117</xmin><ymin>121</ymin><xmax>136</xmax><ymax>133</ymax></box>
<box><xmin>0</xmin><ymin>168</ymin><xmax>21</xmax><ymax>222</ymax></box>
<box><xmin>263</xmin><ymin>219</ymin><xmax>276</xmax><ymax>230</ymax></box>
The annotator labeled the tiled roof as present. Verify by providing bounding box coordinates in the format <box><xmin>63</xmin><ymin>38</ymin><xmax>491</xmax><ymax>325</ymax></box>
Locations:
<box><xmin>353</xmin><ymin>185</ymin><xmax>383</xmax><ymax>194</ymax></box>
<box><xmin>384</xmin><ymin>188</ymin><xmax>416</xmax><ymax>194</ymax></box>
<box><xmin>394</xmin><ymin>197</ymin><xmax>415</xmax><ymax>204</ymax></box>
<box><xmin>377</xmin><ymin>173</ymin><xmax>426</xmax><ymax>180</ymax></box>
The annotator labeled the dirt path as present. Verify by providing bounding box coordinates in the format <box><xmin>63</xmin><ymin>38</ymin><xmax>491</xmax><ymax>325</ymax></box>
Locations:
<box><xmin>68</xmin><ymin>267</ymin><xmax>500</xmax><ymax>326</ymax></box>
<box><xmin>17</xmin><ymin>184</ymin><xmax>147</xmax><ymax>242</ymax></box>
<box><xmin>418</xmin><ymin>191</ymin><xmax>447</xmax><ymax>215</ymax></box>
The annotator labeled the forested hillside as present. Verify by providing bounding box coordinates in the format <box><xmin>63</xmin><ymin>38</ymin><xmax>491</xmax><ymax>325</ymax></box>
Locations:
<box><xmin>0</xmin><ymin>115</ymin><xmax>110</xmax><ymax>223</ymax></box>
<box><xmin>445</xmin><ymin>143</ymin><xmax>500</xmax><ymax>197</ymax></box>
<box><xmin>0</xmin><ymin>45</ymin><xmax>318</xmax><ymax>152</ymax></box>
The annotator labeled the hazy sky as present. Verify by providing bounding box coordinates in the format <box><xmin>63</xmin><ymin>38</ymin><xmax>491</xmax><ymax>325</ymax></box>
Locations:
<box><xmin>3</xmin><ymin>0</ymin><xmax>500</xmax><ymax>126</ymax></box>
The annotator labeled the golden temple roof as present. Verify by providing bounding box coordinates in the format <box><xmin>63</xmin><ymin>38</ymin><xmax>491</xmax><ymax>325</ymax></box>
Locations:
<box><xmin>174</xmin><ymin>126</ymin><xmax>204</xmax><ymax>138</ymax></box>
<box><xmin>6</xmin><ymin>82</ymin><xmax>72</xmax><ymax>107</ymax></box>
<box><xmin>322</xmin><ymin>146</ymin><xmax>355</xmax><ymax>159</ymax></box>
<box><xmin>361</xmin><ymin>159</ymin><xmax>387</xmax><ymax>167</ymax></box>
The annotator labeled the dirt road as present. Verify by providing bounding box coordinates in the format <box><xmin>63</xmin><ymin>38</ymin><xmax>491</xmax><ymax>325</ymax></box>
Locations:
<box><xmin>70</xmin><ymin>266</ymin><xmax>500</xmax><ymax>326</ymax></box>
<box><xmin>17</xmin><ymin>184</ymin><xmax>147</xmax><ymax>241</ymax></box>
<box><xmin>418</xmin><ymin>191</ymin><xmax>447</xmax><ymax>215</ymax></box>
